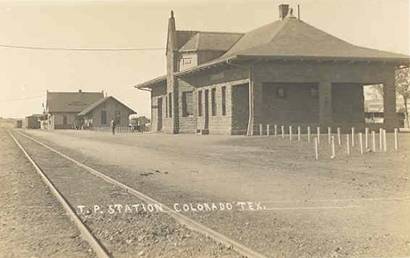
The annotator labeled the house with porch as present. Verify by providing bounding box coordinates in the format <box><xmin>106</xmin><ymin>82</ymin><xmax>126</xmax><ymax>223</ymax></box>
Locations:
<box><xmin>135</xmin><ymin>5</ymin><xmax>410</xmax><ymax>135</ymax></box>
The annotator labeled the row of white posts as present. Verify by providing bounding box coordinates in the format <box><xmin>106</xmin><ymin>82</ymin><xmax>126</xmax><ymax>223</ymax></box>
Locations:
<box><xmin>258</xmin><ymin>124</ymin><xmax>399</xmax><ymax>160</ymax></box>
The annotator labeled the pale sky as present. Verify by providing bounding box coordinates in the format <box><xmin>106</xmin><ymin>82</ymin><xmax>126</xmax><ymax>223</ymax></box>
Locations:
<box><xmin>0</xmin><ymin>0</ymin><xmax>409</xmax><ymax>118</ymax></box>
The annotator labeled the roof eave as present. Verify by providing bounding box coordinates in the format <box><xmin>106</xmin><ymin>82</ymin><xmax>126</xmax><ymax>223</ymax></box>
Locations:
<box><xmin>235</xmin><ymin>54</ymin><xmax>410</xmax><ymax>64</ymax></box>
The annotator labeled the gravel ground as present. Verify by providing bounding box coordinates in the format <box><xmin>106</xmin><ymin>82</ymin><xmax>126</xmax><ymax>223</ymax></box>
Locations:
<box><xmin>18</xmin><ymin>129</ymin><xmax>410</xmax><ymax>257</ymax></box>
<box><xmin>0</xmin><ymin>129</ymin><xmax>93</xmax><ymax>258</ymax></box>
<box><xmin>12</xmin><ymin>131</ymin><xmax>240</xmax><ymax>258</ymax></box>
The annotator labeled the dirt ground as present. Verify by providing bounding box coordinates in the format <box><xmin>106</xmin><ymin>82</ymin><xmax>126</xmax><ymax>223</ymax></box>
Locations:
<box><xmin>0</xmin><ymin>129</ymin><xmax>93</xmax><ymax>258</ymax></box>
<box><xmin>13</xmin><ymin>129</ymin><xmax>410</xmax><ymax>257</ymax></box>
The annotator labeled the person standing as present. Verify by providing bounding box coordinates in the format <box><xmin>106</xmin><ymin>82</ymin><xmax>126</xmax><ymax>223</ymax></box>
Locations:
<box><xmin>110</xmin><ymin>119</ymin><xmax>116</xmax><ymax>135</ymax></box>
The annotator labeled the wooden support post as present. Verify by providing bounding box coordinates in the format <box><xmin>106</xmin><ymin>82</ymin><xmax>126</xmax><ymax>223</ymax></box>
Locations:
<box><xmin>289</xmin><ymin>126</ymin><xmax>292</xmax><ymax>142</ymax></box>
<box><xmin>307</xmin><ymin>126</ymin><xmax>311</xmax><ymax>143</ymax></box>
<box><xmin>267</xmin><ymin>124</ymin><xmax>270</xmax><ymax>136</ymax></box>
<box><xmin>331</xmin><ymin>136</ymin><xmax>335</xmax><ymax>159</ymax></box>
<box><xmin>297</xmin><ymin>126</ymin><xmax>301</xmax><ymax>142</ymax></box>
<box><xmin>372</xmin><ymin>131</ymin><xmax>376</xmax><ymax>152</ymax></box>
<box><xmin>328</xmin><ymin>127</ymin><xmax>331</xmax><ymax>144</ymax></box>
<box><xmin>383</xmin><ymin>129</ymin><xmax>387</xmax><ymax>152</ymax></box>
<box><xmin>394</xmin><ymin>128</ymin><xmax>398</xmax><ymax>151</ymax></box>
<box><xmin>314</xmin><ymin>137</ymin><xmax>319</xmax><ymax>160</ymax></box>
<box><xmin>316</xmin><ymin>127</ymin><xmax>320</xmax><ymax>144</ymax></box>
<box><xmin>359</xmin><ymin>132</ymin><xmax>363</xmax><ymax>155</ymax></box>
<box><xmin>365</xmin><ymin>128</ymin><xmax>369</xmax><ymax>151</ymax></box>
<box><xmin>337</xmin><ymin>127</ymin><xmax>341</xmax><ymax>145</ymax></box>
<box><xmin>351</xmin><ymin>127</ymin><xmax>355</xmax><ymax>147</ymax></box>
<box><xmin>346</xmin><ymin>134</ymin><xmax>350</xmax><ymax>156</ymax></box>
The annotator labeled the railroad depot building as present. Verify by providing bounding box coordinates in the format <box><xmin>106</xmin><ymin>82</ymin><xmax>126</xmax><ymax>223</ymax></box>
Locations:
<box><xmin>46</xmin><ymin>90</ymin><xmax>104</xmax><ymax>129</ymax></box>
<box><xmin>46</xmin><ymin>91</ymin><xmax>136</xmax><ymax>129</ymax></box>
<box><xmin>135</xmin><ymin>6</ymin><xmax>410</xmax><ymax>135</ymax></box>
<box><xmin>77</xmin><ymin>96</ymin><xmax>136</xmax><ymax>128</ymax></box>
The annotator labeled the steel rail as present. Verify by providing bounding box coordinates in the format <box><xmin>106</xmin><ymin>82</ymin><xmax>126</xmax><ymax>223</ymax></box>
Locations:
<box><xmin>8</xmin><ymin>130</ymin><xmax>112</xmax><ymax>258</ymax></box>
<box><xmin>16</xmin><ymin>130</ymin><xmax>267</xmax><ymax>258</ymax></box>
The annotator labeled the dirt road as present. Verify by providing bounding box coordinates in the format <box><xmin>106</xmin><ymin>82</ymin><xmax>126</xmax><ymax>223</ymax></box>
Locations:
<box><xmin>18</xmin><ymin>129</ymin><xmax>410</xmax><ymax>257</ymax></box>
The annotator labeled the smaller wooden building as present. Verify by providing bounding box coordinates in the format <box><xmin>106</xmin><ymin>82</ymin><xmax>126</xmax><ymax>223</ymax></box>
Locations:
<box><xmin>23</xmin><ymin>114</ymin><xmax>42</xmax><ymax>129</ymax></box>
<box><xmin>77</xmin><ymin>96</ymin><xmax>136</xmax><ymax>128</ymax></box>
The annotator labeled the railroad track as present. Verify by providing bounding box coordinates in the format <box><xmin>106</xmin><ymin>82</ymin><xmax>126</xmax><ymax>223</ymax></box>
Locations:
<box><xmin>9</xmin><ymin>130</ymin><xmax>267</xmax><ymax>258</ymax></box>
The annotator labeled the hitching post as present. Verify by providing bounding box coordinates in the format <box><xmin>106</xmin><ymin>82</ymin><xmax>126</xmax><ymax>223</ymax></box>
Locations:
<box><xmin>307</xmin><ymin>126</ymin><xmax>311</xmax><ymax>143</ymax></box>
<box><xmin>365</xmin><ymin>127</ymin><xmax>369</xmax><ymax>151</ymax></box>
<box><xmin>351</xmin><ymin>127</ymin><xmax>355</xmax><ymax>147</ymax></box>
<box><xmin>383</xmin><ymin>129</ymin><xmax>387</xmax><ymax>152</ymax></box>
<box><xmin>328</xmin><ymin>127</ymin><xmax>331</xmax><ymax>144</ymax></box>
<box><xmin>274</xmin><ymin>124</ymin><xmax>277</xmax><ymax>136</ymax></box>
<box><xmin>317</xmin><ymin>127</ymin><xmax>320</xmax><ymax>144</ymax></box>
<box><xmin>337</xmin><ymin>127</ymin><xmax>341</xmax><ymax>145</ymax></box>
<box><xmin>394</xmin><ymin>128</ymin><xmax>398</xmax><ymax>151</ymax></box>
<box><xmin>346</xmin><ymin>134</ymin><xmax>351</xmax><ymax>156</ymax></box>
<box><xmin>314</xmin><ymin>137</ymin><xmax>319</xmax><ymax>160</ymax></box>
<box><xmin>331</xmin><ymin>136</ymin><xmax>335</xmax><ymax>159</ymax></box>
<box><xmin>281</xmin><ymin>125</ymin><xmax>285</xmax><ymax>139</ymax></box>
<box><xmin>372</xmin><ymin>131</ymin><xmax>376</xmax><ymax>152</ymax></box>
<box><xmin>259</xmin><ymin>124</ymin><xmax>263</xmax><ymax>136</ymax></box>
<box><xmin>359</xmin><ymin>132</ymin><xmax>363</xmax><ymax>155</ymax></box>
<box><xmin>289</xmin><ymin>126</ymin><xmax>293</xmax><ymax>142</ymax></box>
<box><xmin>267</xmin><ymin>124</ymin><xmax>270</xmax><ymax>136</ymax></box>
<box><xmin>379</xmin><ymin>128</ymin><xmax>383</xmax><ymax>151</ymax></box>
<box><xmin>297</xmin><ymin>126</ymin><xmax>301</xmax><ymax>141</ymax></box>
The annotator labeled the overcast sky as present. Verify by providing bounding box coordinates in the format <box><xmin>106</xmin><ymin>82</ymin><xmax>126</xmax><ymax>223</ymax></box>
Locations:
<box><xmin>0</xmin><ymin>0</ymin><xmax>409</xmax><ymax>118</ymax></box>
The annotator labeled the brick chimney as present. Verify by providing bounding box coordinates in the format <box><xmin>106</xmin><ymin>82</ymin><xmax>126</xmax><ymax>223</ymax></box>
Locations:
<box><xmin>278</xmin><ymin>4</ymin><xmax>289</xmax><ymax>20</ymax></box>
<box><xmin>166</xmin><ymin>10</ymin><xmax>179</xmax><ymax>133</ymax></box>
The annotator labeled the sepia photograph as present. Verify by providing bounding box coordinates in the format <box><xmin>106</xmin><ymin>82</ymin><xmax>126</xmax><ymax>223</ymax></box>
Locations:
<box><xmin>0</xmin><ymin>0</ymin><xmax>409</xmax><ymax>257</ymax></box>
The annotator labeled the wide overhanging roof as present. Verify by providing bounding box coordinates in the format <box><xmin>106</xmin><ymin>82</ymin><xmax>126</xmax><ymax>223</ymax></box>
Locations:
<box><xmin>135</xmin><ymin>15</ymin><xmax>410</xmax><ymax>89</ymax></box>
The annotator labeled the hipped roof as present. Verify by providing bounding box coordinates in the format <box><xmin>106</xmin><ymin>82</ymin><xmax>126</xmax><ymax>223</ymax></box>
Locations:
<box><xmin>135</xmin><ymin>15</ymin><xmax>410</xmax><ymax>89</ymax></box>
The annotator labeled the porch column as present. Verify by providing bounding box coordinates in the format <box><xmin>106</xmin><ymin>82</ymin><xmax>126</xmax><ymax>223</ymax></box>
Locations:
<box><xmin>319</xmin><ymin>81</ymin><xmax>333</xmax><ymax>126</ymax></box>
<box><xmin>383</xmin><ymin>71</ymin><xmax>398</xmax><ymax>131</ymax></box>
<box><xmin>247</xmin><ymin>67</ymin><xmax>255</xmax><ymax>136</ymax></box>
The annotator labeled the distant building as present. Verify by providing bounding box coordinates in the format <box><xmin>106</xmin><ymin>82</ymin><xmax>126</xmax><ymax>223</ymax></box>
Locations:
<box><xmin>15</xmin><ymin>120</ymin><xmax>22</xmax><ymax>128</ymax></box>
<box><xmin>46</xmin><ymin>90</ymin><xmax>104</xmax><ymax>129</ymax></box>
<box><xmin>23</xmin><ymin>114</ymin><xmax>42</xmax><ymax>129</ymax></box>
<box><xmin>135</xmin><ymin>6</ymin><xmax>410</xmax><ymax>134</ymax></box>
<box><xmin>77</xmin><ymin>96</ymin><xmax>136</xmax><ymax>128</ymax></box>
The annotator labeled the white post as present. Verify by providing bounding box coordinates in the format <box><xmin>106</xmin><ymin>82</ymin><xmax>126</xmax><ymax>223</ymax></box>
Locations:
<box><xmin>359</xmin><ymin>132</ymin><xmax>363</xmax><ymax>155</ymax></box>
<box><xmin>337</xmin><ymin>127</ymin><xmax>341</xmax><ymax>145</ymax></box>
<box><xmin>328</xmin><ymin>127</ymin><xmax>331</xmax><ymax>144</ymax></box>
<box><xmin>259</xmin><ymin>124</ymin><xmax>263</xmax><ymax>136</ymax></box>
<box><xmin>331</xmin><ymin>136</ymin><xmax>335</xmax><ymax>159</ymax></box>
<box><xmin>274</xmin><ymin>124</ymin><xmax>277</xmax><ymax>137</ymax></box>
<box><xmin>379</xmin><ymin>128</ymin><xmax>383</xmax><ymax>151</ymax></box>
<box><xmin>383</xmin><ymin>129</ymin><xmax>387</xmax><ymax>152</ymax></box>
<box><xmin>365</xmin><ymin>128</ymin><xmax>369</xmax><ymax>151</ymax></box>
<box><xmin>289</xmin><ymin>126</ymin><xmax>293</xmax><ymax>142</ymax></box>
<box><xmin>346</xmin><ymin>134</ymin><xmax>350</xmax><ymax>155</ymax></box>
<box><xmin>267</xmin><ymin>124</ymin><xmax>270</xmax><ymax>136</ymax></box>
<box><xmin>372</xmin><ymin>130</ymin><xmax>376</xmax><ymax>152</ymax></box>
<box><xmin>351</xmin><ymin>127</ymin><xmax>355</xmax><ymax>147</ymax></box>
<box><xmin>394</xmin><ymin>128</ymin><xmax>398</xmax><ymax>151</ymax></box>
<box><xmin>307</xmin><ymin>126</ymin><xmax>311</xmax><ymax>143</ymax></box>
<box><xmin>297</xmin><ymin>126</ymin><xmax>301</xmax><ymax>141</ymax></box>
<box><xmin>317</xmin><ymin>127</ymin><xmax>320</xmax><ymax>144</ymax></box>
<box><xmin>281</xmin><ymin>125</ymin><xmax>285</xmax><ymax>139</ymax></box>
<box><xmin>314</xmin><ymin>137</ymin><xmax>319</xmax><ymax>160</ymax></box>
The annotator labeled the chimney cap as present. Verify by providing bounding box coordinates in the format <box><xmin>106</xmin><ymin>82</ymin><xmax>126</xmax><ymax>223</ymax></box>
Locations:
<box><xmin>170</xmin><ymin>10</ymin><xmax>174</xmax><ymax>18</ymax></box>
